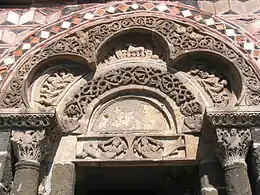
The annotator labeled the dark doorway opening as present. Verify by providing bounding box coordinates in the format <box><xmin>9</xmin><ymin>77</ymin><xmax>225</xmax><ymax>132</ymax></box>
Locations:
<box><xmin>75</xmin><ymin>165</ymin><xmax>200</xmax><ymax>195</ymax></box>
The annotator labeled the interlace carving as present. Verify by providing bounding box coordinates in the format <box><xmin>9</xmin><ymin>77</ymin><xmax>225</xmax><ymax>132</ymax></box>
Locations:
<box><xmin>62</xmin><ymin>66</ymin><xmax>202</xmax><ymax>132</ymax></box>
<box><xmin>36</xmin><ymin>69</ymin><xmax>75</xmax><ymax>107</ymax></box>
<box><xmin>216</xmin><ymin>128</ymin><xmax>252</xmax><ymax>167</ymax></box>
<box><xmin>188</xmin><ymin>65</ymin><xmax>229</xmax><ymax>106</ymax></box>
<box><xmin>104</xmin><ymin>46</ymin><xmax>162</xmax><ymax>63</ymax></box>
<box><xmin>1</xmin><ymin>16</ymin><xmax>260</xmax><ymax>108</ymax></box>
<box><xmin>11</xmin><ymin>130</ymin><xmax>46</xmax><ymax>162</ymax></box>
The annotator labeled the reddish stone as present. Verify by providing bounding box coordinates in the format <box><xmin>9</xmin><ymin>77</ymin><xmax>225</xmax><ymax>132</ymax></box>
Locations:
<box><xmin>236</xmin><ymin>35</ymin><xmax>245</xmax><ymax>42</ymax></box>
<box><xmin>72</xmin><ymin>17</ymin><xmax>82</xmax><ymax>25</ymax></box>
<box><xmin>143</xmin><ymin>2</ymin><xmax>155</xmax><ymax>10</ymax></box>
<box><xmin>170</xmin><ymin>7</ymin><xmax>180</xmax><ymax>15</ymax></box>
<box><xmin>30</xmin><ymin>37</ymin><xmax>40</xmax><ymax>44</ymax></box>
<box><xmin>193</xmin><ymin>15</ymin><xmax>203</xmax><ymax>21</ymax></box>
<box><xmin>216</xmin><ymin>24</ymin><xmax>225</xmax><ymax>31</ymax></box>
<box><xmin>94</xmin><ymin>8</ymin><xmax>106</xmax><ymax>17</ymax></box>
<box><xmin>118</xmin><ymin>4</ymin><xmax>129</xmax><ymax>12</ymax></box>
<box><xmin>50</xmin><ymin>26</ymin><xmax>60</xmax><ymax>33</ymax></box>
<box><xmin>253</xmin><ymin>50</ymin><xmax>260</xmax><ymax>57</ymax></box>
<box><xmin>13</xmin><ymin>49</ymin><xmax>23</xmax><ymax>57</ymax></box>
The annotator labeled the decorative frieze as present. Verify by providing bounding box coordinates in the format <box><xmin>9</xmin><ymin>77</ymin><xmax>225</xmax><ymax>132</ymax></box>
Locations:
<box><xmin>0</xmin><ymin>108</ymin><xmax>56</xmax><ymax>129</ymax></box>
<box><xmin>75</xmin><ymin>135</ymin><xmax>187</xmax><ymax>161</ymax></box>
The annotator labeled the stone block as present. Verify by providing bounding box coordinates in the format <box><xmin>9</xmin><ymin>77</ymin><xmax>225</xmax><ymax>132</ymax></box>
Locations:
<box><xmin>54</xmin><ymin>136</ymin><xmax>77</xmax><ymax>162</ymax></box>
<box><xmin>47</xmin><ymin>163</ymin><xmax>75</xmax><ymax>195</ymax></box>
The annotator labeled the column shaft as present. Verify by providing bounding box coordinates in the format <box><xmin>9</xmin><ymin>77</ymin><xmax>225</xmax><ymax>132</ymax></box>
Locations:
<box><xmin>11</xmin><ymin>161</ymin><xmax>40</xmax><ymax>195</ymax></box>
<box><xmin>224</xmin><ymin>163</ymin><xmax>252</xmax><ymax>195</ymax></box>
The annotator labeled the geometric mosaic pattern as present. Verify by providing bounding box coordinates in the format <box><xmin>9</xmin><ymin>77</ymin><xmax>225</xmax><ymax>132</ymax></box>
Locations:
<box><xmin>0</xmin><ymin>1</ymin><xmax>259</xmax><ymax>85</ymax></box>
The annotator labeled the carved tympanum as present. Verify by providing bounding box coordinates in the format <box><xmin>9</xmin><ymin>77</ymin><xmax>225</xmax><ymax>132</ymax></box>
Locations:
<box><xmin>188</xmin><ymin>65</ymin><xmax>230</xmax><ymax>106</ymax></box>
<box><xmin>1</xmin><ymin>16</ymin><xmax>260</xmax><ymax>109</ymax></box>
<box><xmin>36</xmin><ymin>69</ymin><xmax>75</xmax><ymax>107</ymax></box>
<box><xmin>216</xmin><ymin>128</ymin><xmax>252</xmax><ymax>167</ymax></box>
<box><xmin>11</xmin><ymin>130</ymin><xmax>46</xmax><ymax>162</ymax></box>
<box><xmin>61</xmin><ymin>66</ymin><xmax>203</xmax><ymax>132</ymax></box>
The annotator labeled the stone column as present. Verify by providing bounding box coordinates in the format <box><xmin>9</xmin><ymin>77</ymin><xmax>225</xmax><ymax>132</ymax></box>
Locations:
<box><xmin>11</xmin><ymin>130</ymin><xmax>46</xmax><ymax>195</ymax></box>
<box><xmin>251</xmin><ymin>127</ymin><xmax>260</xmax><ymax>195</ymax></box>
<box><xmin>215</xmin><ymin>127</ymin><xmax>252</xmax><ymax>195</ymax></box>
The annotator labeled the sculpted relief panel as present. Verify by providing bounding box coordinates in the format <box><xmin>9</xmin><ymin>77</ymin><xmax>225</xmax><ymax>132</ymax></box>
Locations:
<box><xmin>57</xmin><ymin>65</ymin><xmax>203</xmax><ymax>133</ymax></box>
<box><xmin>90</xmin><ymin>98</ymin><xmax>171</xmax><ymax>134</ymax></box>
<box><xmin>75</xmin><ymin>135</ymin><xmax>187</xmax><ymax>161</ymax></box>
<box><xmin>32</xmin><ymin>67</ymin><xmax>82</xmax><ymax>108</ymax></box>
<box><xmin>187</xmin><ymin>64</ymin><xmax>231</xmax><ymax>107</ymax></box>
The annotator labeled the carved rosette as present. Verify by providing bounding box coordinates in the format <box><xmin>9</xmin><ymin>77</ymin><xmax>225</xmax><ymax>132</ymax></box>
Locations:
<box><xmin>11</xmin><ymin>130</ymin><xmax>46</xmax><ymax>162</ymax></box>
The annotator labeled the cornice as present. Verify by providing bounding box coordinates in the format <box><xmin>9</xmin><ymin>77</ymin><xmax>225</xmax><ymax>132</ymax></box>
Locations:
<box><xmin>206</xmin><ymin>107</ymin><xmax>260</xmax><ymax>127</ymax></box>
<box><xmin>0</xmin><ymin>108</ymin><xmax>56</xmax><ymax>129</ymax></box>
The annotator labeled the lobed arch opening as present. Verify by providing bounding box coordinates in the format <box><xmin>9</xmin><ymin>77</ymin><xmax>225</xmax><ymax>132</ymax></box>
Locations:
<box><xmin>96</xmin><ymin>28</ymin><xmax>170</xmax><ymax>65</ymax></box>
<box><xmin>170</xmin><ymin>51</ymin><xmax>243</xmax><ymax>105</ymax></box>
<box><xmin>23</xmin><ymin>55</ymin><xmax>93</xmax><ymax>108</ymax></box>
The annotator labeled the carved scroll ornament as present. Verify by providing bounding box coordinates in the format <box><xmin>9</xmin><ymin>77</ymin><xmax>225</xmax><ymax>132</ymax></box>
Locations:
<box><xmin>61</xmin><ymin>66</ymin><xmax>203</xmax><ymax>132</ymax></box>
<box><xmin>1</xmin><ymin>16</ymin><xmax>260</xmax><ymax>108</ymax></box>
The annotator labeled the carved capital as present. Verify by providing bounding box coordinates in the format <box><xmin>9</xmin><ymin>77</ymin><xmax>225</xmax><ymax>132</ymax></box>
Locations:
<box><xmin>216</xmin><ymin>127</ymin><xmax>252</xmax><ymax>167</ymax></box>
<box><xmin>11</xmin><ymin>129</ymin><xmax>46</xmax><ymax>162</ymax></box>
<box><xmin>0</xmin><ymin>109</ymin><xmax>56</xmax><ymax>162</ymax></box>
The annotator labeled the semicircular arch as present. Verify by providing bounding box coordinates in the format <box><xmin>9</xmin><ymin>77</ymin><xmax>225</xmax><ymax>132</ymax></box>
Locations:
<box><xmin>0</xmin><ymin>12</ymin><xmax>259</xmax><ymax>109</ymax></box>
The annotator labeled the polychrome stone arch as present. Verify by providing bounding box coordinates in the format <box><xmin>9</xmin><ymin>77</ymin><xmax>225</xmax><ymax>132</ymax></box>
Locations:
<box><xmin>0</xmin><ymin>12</ymin><xmax>259</xmax><ymax>110</ymax></box>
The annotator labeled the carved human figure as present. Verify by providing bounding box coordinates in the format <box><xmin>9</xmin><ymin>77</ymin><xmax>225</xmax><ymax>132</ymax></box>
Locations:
<box><xmin>133</xmin><ymin>137</ymin><xmax>164</xmax><ymax>158</ymax></box>
<box><xmin>37</xmin><ymin>69</ymin><xmax>75</xmax><ymax>107</ymax></box>
<box><xmin>98</xmin><ymin>137</ymin><xmax>127</xmax><ymax>159</ymax></box>
<box><xmin>189</xmin><ymin>65</ymin><xmax>229</xmax><ymax>106</ymax></box>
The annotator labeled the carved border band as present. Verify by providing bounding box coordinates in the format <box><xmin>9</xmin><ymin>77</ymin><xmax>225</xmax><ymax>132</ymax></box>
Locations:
<box><xmin>0</xmin><ymin>15</ymin><xmax>259</xmax><ymax>108</ymax></box>
<box><xmin>75</xmin><ymin>135</ymin><xmax>187</xmax><ymax>161</ymax></box>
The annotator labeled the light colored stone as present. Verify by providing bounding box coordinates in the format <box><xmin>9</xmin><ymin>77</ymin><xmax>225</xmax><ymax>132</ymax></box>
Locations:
<box><xmin>54</xmin><ymin>136</ymin><xmax>77</xmax><ymax>162</ymax></box>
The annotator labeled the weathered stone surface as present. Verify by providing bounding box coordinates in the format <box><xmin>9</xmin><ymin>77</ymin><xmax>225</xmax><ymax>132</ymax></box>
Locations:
<box><xmin>11</xmin><ymin>161</ymin><xmax>40</xmax><ymax>195</ymax></box>
<box><xmin>0</xmin><ymin>131</ymin><xmax>12</xmax><ymax>195</ymax></box>
<box><xmin>47</xmin><ymin>163</ymin><xmax>75</xmax><ymax>195</ymax></box>
<box><xmin>199</xmin><ymin>160</ymin><xmax>225</xmax><ymax>195</ymax></box>
<box><xmin>224</xmin><ymin>163</ymin><xmax>252</xmax><ymax>195</ymax></box>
